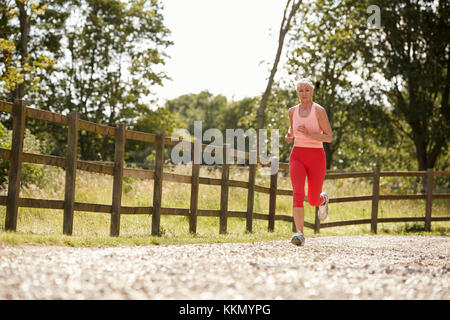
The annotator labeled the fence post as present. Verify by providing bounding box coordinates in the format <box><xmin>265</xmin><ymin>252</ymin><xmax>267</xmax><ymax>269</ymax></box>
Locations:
<box><xmin>314</xmin><ymin>207</ymin><xmax>320</xmax><ymax>233</ymax></box>
<box><xmin>425</xmin><ymin>168</ymin><xmax>433</xmax><ymax>232</ymax></box>
<box><xmin>110</xmin><ymin>123</ymin><xmax>126</xmax><ymax>237</ymax></box>
<box><xmin>219</xmin><ymin>144</ymin><xmax>230</xmax><ymax>234</ymax></box>
<box><xmin>268</xmin><ymin>157</ymin><xmax>278</xmax><ymax>232</ymax></box>
<box><xmin>246</xmin><ymin>150</ymin><xmax>257</xmax><ymax>233</ymax></box>
<box><xmin>152</xmin><ymin>131</ymin><xmax>165</xmax><ymax>236</ymax></box>
<box><xmin>371</xmin><ymin>166</ymin><xmax>380</xmax><ymax>234</ymax></box>
<box><xmin>63</xmin><ymin>111</ymin><xmax>79</xmax><ymax>235</ymax></box>
<box><xmin>189</xmin><ymin>139</ymin><xmax>201</xmax><ymax>234</ymax></box>
<box><xmin>5</xmin><ymin>99</ymin><xmax>26</xmax><ymax>232</ymax></box>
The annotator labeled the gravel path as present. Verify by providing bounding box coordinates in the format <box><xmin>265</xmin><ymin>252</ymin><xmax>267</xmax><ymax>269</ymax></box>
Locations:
<box><xmin>0</xmin><ymin>235</ymin><xmax>448</xmax><ymax>300</ymax></box>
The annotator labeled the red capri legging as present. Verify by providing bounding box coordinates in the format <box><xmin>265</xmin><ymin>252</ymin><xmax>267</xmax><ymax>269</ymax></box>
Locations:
<box><xmin>289</xmin><ymin>147</ymin><xmax>326</xmax><ymax>208</ymax></box>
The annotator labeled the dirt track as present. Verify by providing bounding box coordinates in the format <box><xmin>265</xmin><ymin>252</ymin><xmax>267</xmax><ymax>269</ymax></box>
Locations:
<box><xmin>0</xmin><ymin>235</ymin><xmax>448</xmax><ymax>299</ymax></box>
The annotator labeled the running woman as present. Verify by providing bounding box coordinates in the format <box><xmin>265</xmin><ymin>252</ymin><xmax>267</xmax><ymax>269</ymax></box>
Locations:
<box><xmin>285</xmin><ymin>78</ymin><xmax>333</xmax><ymax>246</ymax></box>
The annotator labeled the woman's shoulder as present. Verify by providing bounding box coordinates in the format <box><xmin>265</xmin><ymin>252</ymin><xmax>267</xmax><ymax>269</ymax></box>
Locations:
<box><xmin>288</xmin><ymin>104</ymin><xmax>299</xmax><ymax>114</ymax></box>
<box><xmin>313</xmin><ymin>102</ymin><xmax>327</xmax><ymax>115</ymax></box>
<box><xmin>313</xmin><ymin>102</ymin><xmax>324</xmax><ymax>110</ymax></box>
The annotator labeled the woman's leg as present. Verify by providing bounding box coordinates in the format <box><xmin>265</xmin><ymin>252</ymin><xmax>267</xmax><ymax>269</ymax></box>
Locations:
<box><xmin>305</xmin><ymin>148</ymin><xmax>327</xmax><ymax>207</ymax></box>
<box><xmin>289</xmin><ymin>148</ymin><xmax>307</xmax><ymax>232</ymax></box>
<box><xmin>293</xmin><ymin>207</ymin><xmax>304</xmax><ymax>233</ymax></box>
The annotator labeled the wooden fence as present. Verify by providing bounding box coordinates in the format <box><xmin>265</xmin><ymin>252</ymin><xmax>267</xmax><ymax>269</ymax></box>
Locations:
<box><xmin>0</xmin><ymin>99</ymin><xmax>449</xmax><ymax>237</ymax></box>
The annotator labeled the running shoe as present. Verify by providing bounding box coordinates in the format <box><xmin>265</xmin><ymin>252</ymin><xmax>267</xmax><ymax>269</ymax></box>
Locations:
<box><xmin>318</xmin><ymin>192</ymin><xmax>329</xmax><ymax>221</ymax></box>
<box><xmin>291</xmin><ymin>231</ymin><xmax>305</xmax><ymax>246</ymax></box>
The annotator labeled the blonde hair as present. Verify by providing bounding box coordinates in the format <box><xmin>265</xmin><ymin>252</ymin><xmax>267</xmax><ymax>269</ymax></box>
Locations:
<box><xmin>296</xmin><ymin>78</ymin><xmax>314</xmax><ymax>90</ymax></box>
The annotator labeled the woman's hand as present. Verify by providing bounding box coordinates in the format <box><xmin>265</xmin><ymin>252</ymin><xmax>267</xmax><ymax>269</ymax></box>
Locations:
<box><xmin>285</xmin><ymin>132</ymin><xmax>293</xmax><ymax>143</ymax></box>
<box><xmin>297</xmin><ymin>125</ymin><xmax>310</xmax><ymax>136</ymax></box>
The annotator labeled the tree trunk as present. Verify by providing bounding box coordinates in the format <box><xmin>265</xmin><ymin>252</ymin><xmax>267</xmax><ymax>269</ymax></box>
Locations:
<box><xmin>256</xmin><ymin>0</ymin><xmax>302</xmax><ymax>156</ymax></box>
<box><xmin>324</xmin><ymin>143</ymin><xmax>333</xmax><ymax>170</ymax></box>
<box><xmin>15</xmin><ymin>2</ymin><xmax>28</xmax><ymax>101</ymax></box>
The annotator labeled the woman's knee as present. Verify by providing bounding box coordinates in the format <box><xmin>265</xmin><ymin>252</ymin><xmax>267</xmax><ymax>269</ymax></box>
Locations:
<box><xmin>308</xmin><ymin>194</ymin><xmax>323</xmax><ymax>207</ymax></box>
<box><xmin>293</xmin><ymin>192</ymin><xmax>305</xmax><ymax>208</ymax></box>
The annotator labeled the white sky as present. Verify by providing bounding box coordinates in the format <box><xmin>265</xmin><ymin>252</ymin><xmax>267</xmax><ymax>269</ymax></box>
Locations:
<box><xmin>152</xmin><ymin>0</ymin><xmax>289</xmax><ymax>105</ymax></box>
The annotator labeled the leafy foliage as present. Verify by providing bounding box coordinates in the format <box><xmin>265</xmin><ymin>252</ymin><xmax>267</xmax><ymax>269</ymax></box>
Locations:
<box><xmin>362</xmin><ymin>0</ymin><xmax>450</xmax><ymax>171</ymax></box>
<box><xmin>0</xmin><ymin>0</ymin><xmax>64</xmax><ymax>101</ymax></box>
<box><xmin>1</xmin><ymin>0</ymin><xmax>173</xmax><ymax>162</ymax></box>
<box><xmin>0</xmin><ymin>122</ymin><xmax>55</xmax><ymax>188</ymax></box>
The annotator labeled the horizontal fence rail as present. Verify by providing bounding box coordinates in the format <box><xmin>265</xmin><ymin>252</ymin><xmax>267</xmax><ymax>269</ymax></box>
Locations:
<box><xmin>0</xmin><ymin>99</ymin><xmax>449</xmax><ymax>237</ymax></box>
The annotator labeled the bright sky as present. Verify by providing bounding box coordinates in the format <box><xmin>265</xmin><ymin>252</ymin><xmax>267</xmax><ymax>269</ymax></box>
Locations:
<box><xmin>152</xmin><ymin>0</ymin><xmax>289</xmax><ymax>105</ymax></box>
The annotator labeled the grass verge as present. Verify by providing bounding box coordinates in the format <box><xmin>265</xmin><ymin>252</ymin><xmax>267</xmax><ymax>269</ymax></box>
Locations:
<box><xmin>0</xmin><ymin>165</ymin><xmax>448</xmax><ymax>247</ymax></box>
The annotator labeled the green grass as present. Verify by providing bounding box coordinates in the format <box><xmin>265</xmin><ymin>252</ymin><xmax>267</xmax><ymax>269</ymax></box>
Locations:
<box><xmin>0</xmin><ymin>164</ymin><xmax>448</xmax><ymax>247</ymax></box>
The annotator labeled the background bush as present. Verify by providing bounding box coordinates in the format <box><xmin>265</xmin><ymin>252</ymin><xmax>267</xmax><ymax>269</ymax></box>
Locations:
<box><xmin>0</xmin><ymin>122</ymin><xmax>59</xmax><ymax>190</ymax></box>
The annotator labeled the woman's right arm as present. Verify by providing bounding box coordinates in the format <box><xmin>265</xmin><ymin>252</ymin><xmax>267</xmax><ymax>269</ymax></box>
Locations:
<box><xmin>285</xmin><ymin>108</ymin><xmax>294</xmax><ymax>143</ymax></box>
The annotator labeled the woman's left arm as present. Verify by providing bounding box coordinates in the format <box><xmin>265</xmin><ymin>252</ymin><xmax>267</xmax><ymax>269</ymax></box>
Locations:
<box><xmin>302</xmin><ymin>107</ymin><xmax>333</xmax><ymax>143</ymax></box>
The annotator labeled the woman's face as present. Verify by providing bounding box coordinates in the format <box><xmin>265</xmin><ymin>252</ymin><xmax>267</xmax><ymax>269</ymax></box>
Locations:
<box><xmin>297</xmin><ymin>84</ymin><xmax>313</xmax><ymax>102</ymax></box>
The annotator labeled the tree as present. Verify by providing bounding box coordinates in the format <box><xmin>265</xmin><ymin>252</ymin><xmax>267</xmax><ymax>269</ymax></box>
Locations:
<box><xmin>219</xmin><ymin>97</ymin><xmax>258</xmax><ymax>134</ymax></box>
<box><xmin>28</xmin><ymin>0</ymin><xmax>173</xmax><ymax>160</ymax></box>
<box><xmin>255</xmin><ymin>83</ymin><xmax>297</xmax><ymax>163</ymax></box>
<box><xmin>126</xmin><ymin>104</ymin><xmax>182</xmax><ymax>164</ymax></box>
<box><xmin>165</xmin><ymin>91</ymin><xmax>228</xmax><ymax>134</ymax></box>
<box><xmin>256</xmin><ymin>0</ymin><xmax>302</xmax><ymax>158</ymax></box>
<box><xmin>366</xmin><ymin>0</ymin><xmax>450</xmax><ymax>171</ymax></box>
<box><xmin>285</xmin><ymin>0</ymin><xmax>395</xmax><ymax>169</ymax></box>
<box><xmin>165</xmin><ymin>92</ymin><xmax>263</xmax><ymax>160</ymax></box>
<box><xmin>0</xmin><ymin>0</ymin><xmax>67</xmax><ymax>103</ymax></box>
